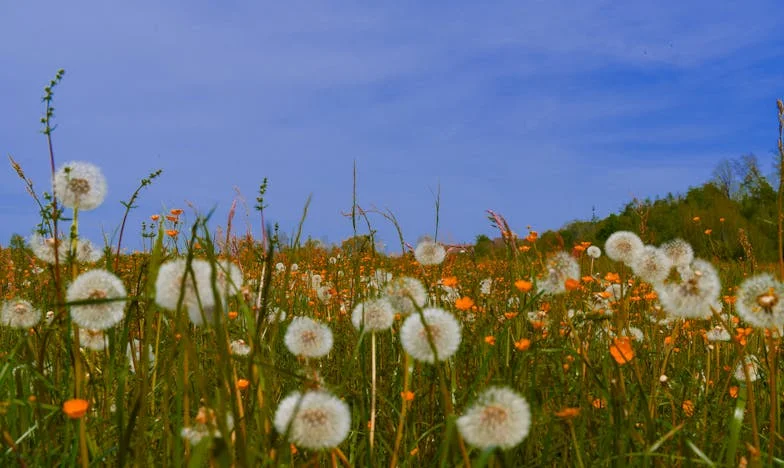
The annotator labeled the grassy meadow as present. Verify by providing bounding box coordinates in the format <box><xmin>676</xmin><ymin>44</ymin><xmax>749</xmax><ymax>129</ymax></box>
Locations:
<box><xmin>2</xmin><ymin>75</ymin><xmax>784</xmax><ymax>467</ymax></box>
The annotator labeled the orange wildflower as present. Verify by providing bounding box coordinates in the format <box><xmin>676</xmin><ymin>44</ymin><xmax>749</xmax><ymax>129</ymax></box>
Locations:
<box><xmin>63</xmin><ymin>399</ymin><xmax>89</xmax><ymax>419</ymax></box>
<box><xmin>455</xmin><ymin>297</ymin><xmax>475</xmax><ymax>311</ymax></box>
<box><xmin>682</xmin><ymin>400</ymin><xmax>695</xmax><ymax>417</ymax></box>
<box><xmin>401</xmin><ymin>391</ymin><xmax>415</xmax><ymax>401</ymax></box>
<box><xmin>150</xmin><ymin>214</ymin><xmax>160</xmax><ymax>221</ymax></box>
<box><xmin>729</xmin><ymin>386</ymin><xmax>739</xmax><ymax>398</ymax></box>
<box><xmin>441</xmin><ymin>276</ymin><xmax>458</xmax><ymax>288</ymax></box>
<box><xmin>591</xmin><ymin>398</ymin><xmax>606</xmax><ymax>409</ymax></box>
<box><xmin>237</xmin><ymin>379</ymin><xmax>250</xmax><ymax>391</ymax></box>
<box><xmin>165</xmin><ymin>229</ymin><xmax>179</xmax><ymax>237</ymax></box>
<box><xmin>170</xmin><ymin>208</ymin><xmax>184</xmax><ymax>215</ymax></box>
<box><xmin>704</xmin><ymin>229</ymin><xmax>712</xmax><ymax>235</ymax></box>
<box><xmin>643</xmin><ymin>292</ymin><xmax>658</xmax><ymax>301</ymax></box>
<box><xmin>573</xmin><ymin>245</ymin><xmax>586</xmax><ymax>253</ymax></box>
<box><xmin>514</xmin><ymin>280</ymin><xmax>533</xmax><ymax>292</ymax></box>
<box><xmin>410</xmin><ymin>447</ymin><xmax>419</xmax><ymax>456</ymax></box>
<box><xmin>564</xmin><ymin>278</ymin><xmax>580</xmax><ymax>291</ymax></box>
<box><xmin>581</xmin><ymin>276</ymin><xmax>594</xmax><ymax>283</ymax></box>
<box><xmin>484</xmin><ymin>335</ymin><xmax>496</xmax><ymax>346</ymax></box>
<box><xmin>514</xmin><ymin>338</ymin><xmax>531</xmax><ymax>351</ymax></box>
<box><xmin>526</xmin><ymin>231</ymin><xmax>538</xmax><ymax>242</ymax></box>
<box><xmin>165</xmin><ymin>215</ymin><xmax>179</xmax><ymax>222</ymax></box>
<box><xmin>555</xmin><ymin>407</ymin><xmax>581</xmax><ymax>419</ymax></box>
<box><xmin>719</xmin><ymin>217</ymin><xmax>725</xmax><ymax>223</ymax></box>
<box><xmin>723</xmin><ymin>295</ymin><xmax>737</xmax><ymax>304</ymax></box>
<box><xmin>604</xmin><ymin>272</ymin><xmax>620</xmax><ymax>283</ymax></box>
<box><xmin>609</xmin><ymin>337</ymin><xmax>635</xmax><ymax>365</ymax></box>
<box><xmin>504</xmin><ymin>311</ymin><xmax>519</xmax><ymax>320</ymax></box>
<box><xmin>228</xmin><ymin>311</ymin><xmax>238</xmax><ymax>320</ymax></box>
<box><xmin>518</xmin><ymin>245</ymin><xmax>531</xmax><ymax>252</ymax></box>
<box><xmin>692</xmin><ymin>216</ymin><xmax>700</xmax><ymax>222</ymax></box>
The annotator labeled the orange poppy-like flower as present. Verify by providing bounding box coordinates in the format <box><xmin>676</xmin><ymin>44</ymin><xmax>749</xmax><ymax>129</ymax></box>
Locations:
<box><xmin>237</xmin><ymin>379</ymin><xmax>250</xmax><ymax>391</ymax></box>
<box><xmin>228</xmin><ymin>311</ymin><xmax>238</xmax><ymax>320</ymax></box>
<box><xmin>591</xmin><ymin>398</ymin><xmax>606</xmax><ymax>409</ymax></box>
<box><xmin>609</xmin><ymin>337</ymin><xmax>635</xmax><ymax>365</ymax></box>
<box><xmin>514</xmin><ymin>280</ymin><xmax>533</xmax><ymax>292</ymax></box>
<box><xmin>170</xmin><ymin>208</ymin><xmax>184</xmax><ymax>216</ymax></box>
<box><xmin>165</xmin><ymin>215</ymin><xmax>179</xmax><ymax>222</ymax></box>
<box><xmin>581</xmin><ymin>276</ymin><xmax>594</xmax><ymax>283</ymax></box>
<box><xmin>682</xmin><ymin>400</ymin><xmax>694</xmax><ymax>417</ymax></box>
<box><xmin>410</xmin><ymin>447</ymin><xmax>419</xmax><ymax>456</ymax></box>
<box><xmin>504</xmin><ymin>311</ymin><xmax>519</xmax><ymax>320</ymax></box>
<box><xmin>526</xmin><ymin>231</ymin><xmax>538</xmax><ymax>242</ymax></box>
<box><xmin>401</xmin><ymin>390</ymin><xmax>415</xmax><ymax>401</ymax></box>
<box><xmin>564</xmin><ymin>278</ymin><xmax>580</xmax><ymax>291</ymax></box>
<box><xmin>704</xmin><ymin>229</ymin><xmax>712</xmax><ymax>235</ymax></box>
<box><xmin>580</xmin><ymin>241</ymin><xmax>592</xmax><ymax>248</ymax></box>
<box><xmin>290</xmin><ymin>444</ymin><xmax>298</xmax><ymax>455</ymax></box>
<box><xmin>729</xmin><ymin>386</ymin><xmax>739</xmax><ymax>398</ymax></box>
<box><xmin>643</xmin><ymin>292</ymin><xmax>658</xmax><ymax>300</ymax></box>
<box><xmin>692</xmin><ymin>216</ymin><xmax>700</xmax><ymax>222</ymax></box>
<box><xmin>555</xmin><ymin>407</ymin><xmax>581</xmax><ymax>419</ymax></box>
<box><xmin>723</xmin><ymin>295</ymin><xmax>737</xmax><ymax>304</ymax></box>
<box><xmin>719</xmin><ymin>217</ymin><xmax>725</xmax><ymax>223</ymax></box>
<box><xmin>514</xmin><ymin>338</ymin><xmax>531</xmax><ymax>351</ymax></box>
<box><xmin>604</xmin><ymin>272</ymin><xmax>620</xmax><ymax>283</ymax></box>
<box><xmin>63</xmin><ymin>398</ymin><xmax>89</xmax><ymax>419</ymax></box>
<box><xmin>518</xmin><ymin>245</ymin><xmax>531</xmax><ymax>252</ymax></box>
<box><xmin>573</xmin><ymin>245</ymin><xmax>586</xmax><ymax>253</ymax></box>
<box><xmin>441</xmin><ymin>276</ymin><xmax>458</xmax><ymax>287</ymax></box>
<box><xmin>165</xmin><ymin>229</ymin><xmax>179</xmax><ymax>237</ymax></box>
<box><xmin>150</xmin><ymin>214</ymin><xmax>160</xmax><ymax>221</ymax></box>
<box><xmin>484</xmin><ymin>335</ymin><xmax>496</xmax><ymax>346</ymax></box>
<box><xmin>455</xmin><ymin>296</ymin><xmax>475</xmax><ymax>311</ymax></box>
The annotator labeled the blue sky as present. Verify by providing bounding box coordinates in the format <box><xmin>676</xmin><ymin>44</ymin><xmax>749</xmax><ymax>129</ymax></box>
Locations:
<box><xmin>1</xmin><ymin>1</ymin><xmax>782</xmax><ymax>251</ymax></box>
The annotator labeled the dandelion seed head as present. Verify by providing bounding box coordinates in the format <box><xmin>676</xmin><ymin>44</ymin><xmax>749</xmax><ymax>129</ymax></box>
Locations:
<box><xmin>400</xmin><ymin>307</ymin><xmax>461</xmax><ymax>363</ymax></box>
<box><xmin>351</xmin><ymin>298</ymin><xmax>394</xmax><ymax>332</ymax></box>
<box><xmin>631</xmin><ymin>246</ymin><xmax>672</xmax><ymax>284</ymax></box>
<box><xmin>538</xmin><ymin>251</ymin><xmax>580</xmax><ymax>295</ymax></box>
<box><xmin>67</xmin><ymin>269</ymin><xmax>126</xmax><ymax>330</ymax></box>
<box><xmin>78</xmin><ymin>328</ymin><xmax>108</xmax><ymax>351</ymax></box>
<box><xmin>1</xmin><ymin>299</ymin><xmax>41</xmax><ymax>329</ymax></box>
<box><xmin>736</xmin><ymin>274</ymin><xmax>784</xmax><ymax>329</ymax></box>
<box><xmin>656</xmin><ymin>259</ymin><xmax>721</xmax><ymax>320</ymax></box>
<box><xmin>605</xmin><ymin>231</ymin><xmax>643</xmax><ymax>265</ymax></box>
<box><xmin>414</xmin><ymin>239</ymin><xmax>446</xmax><ymax>266</ymax></box>
<box><xmin>385</xmin><ymin>277</ymin><xmax>427</xmax><ymax>315</ymax></box>
<box><xmin>155</xmin><ymin>259</ymin><xmax>216</xmax><ymax>325</ymax></box>
<box><xmin>661</xmin><ymin>238</ymin><xmax>694</xmax><ymax>267</ymax></box>
<box><xmin>586</xmin><ymin>245</ymin><xmax>602</xmax><ymax>259</ymax></box>
<box><xmin>53</xmin><ymin>161</ymin><xmax>107</xmax><ymax>211</ymax></box>
<box><xmin>456</xmin><ymin>387</ymin><xmax>531</xmax><ymax>450</ymax></box>
<box><xmin>273</xmin><ymin>390</ymin><xmax>351</xmax><ymax>450</ymax></box>
<box><xmin>284</xmin><ymin>316</ymin><xmax>333</xmax><ymax>358</ymax></box>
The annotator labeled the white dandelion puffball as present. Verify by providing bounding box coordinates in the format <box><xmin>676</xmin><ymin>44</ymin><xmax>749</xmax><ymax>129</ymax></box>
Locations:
<box><xmin>630</xmin><ymin>246</ymin><xmax>672</xmax><ymax>285</ymax></box>
<box><xmin>538</xmin><ymin>251</ymin><xmax>580</xmax><ymax>295</ymax></box>
<box><xmin>29</xmin><ymin>233</ymin><xmax>68</xmax><ymax>265</ymax></box>
<box><xmin>457</xmin><ymin>386</ymin><xmax>531</xmax><ymax>450</ymax></box>
<box><xmin>78</xmin><ymin>328</ymin><xmax>108</xmax><ymax>351</ymax></box>
<box><xmin>216</xmin><ymin>260</ymin><xmax>243</xmax><ymax>297</ymax></box>
<box><xmin>661</xmin><ymin>239</ymin><xmax>694</xmax><ymax>268</ymax></box>
<box><xmin>385</xmin><ymin>276</ymin><xmax>427</xmax><ymax>315</ymax></box>
<box><xmin>605</xmin><ymin>231</ymin><xmax>643</xmax><ymax>265</ymax></box>
<box><xmin>586</xmin><ymin>245</ymin><xmax>602</xmax><ymax>259</ymax></box>
<box><xmin>67</xmin><ymin>269</ymin><xmax>127</xmax><ymax>330</ymax></box>
<box><xmin>155</xmin><ymin>258</ymin><xmax>216</xmax><ymax>325</ymax></box>
<box><xmin>230</xmin><ymin>339</ymin><xmax>251</xmax><ymax>356</ymax></box>
<box><xmin>414</xmin><ymin>239</ymin><xmax>446</xmax><ymax>266</ymax></box>
<box><xmin>76</xmin><ymin>239</ymin><xmax>104</xmax><ymax>263</ymax></box>
<box><xmin>400</xmin><ymin>307</ymin><xmax>462</xmax><ymax>363</ymax></box>
<box><xmin>351</xmin><ymin>298</ymin><xmax>394</xmax><ymax>332</ymax></box>
<box><xmin>284</xmin><ymin>316</ymin><xmax>334</xmax><ymax>358</ymax></box>
<box><xmin>736</xmin><ymin>274</ymin><xmax>784</xmax><ymax>330</ymax></box>
<box><xmin>53</xmin><ymin>161</ymin><xmax>107</xmax><ymax>211</ymax></box>
<box><xmin>274</xmin><ymin>390</ymin><xmax>351</xmax><ymax>450</ymax></box>
<box><xmin>1</xmin><ymin>299</ymin><xmax>41</xmax><ymax>329</ymax></box>
<box><xmin>734</xmin><ymin>355</ymin><xmax>761</xmax><ymax>382</ymax></box>
<box><xmin>480</xmin><ymin>278</ymin><xmax>493</xmax><ymax>295</ymax></box>
<box><xmin>655</xmin><ymin>259</ymin><xmax>721</xmax><ymax>320</ymax></box>
<box><xmin>706</xmin><ymin>326</ymin><xmax>731</xmax><ymax>342</ymax></box>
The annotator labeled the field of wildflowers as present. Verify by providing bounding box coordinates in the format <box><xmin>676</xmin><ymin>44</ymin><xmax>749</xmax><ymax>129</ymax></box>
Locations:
<box><xmin>2</xmin><ymin>73</ymin><xmax>784</xmax><ymax>467</ymax></box>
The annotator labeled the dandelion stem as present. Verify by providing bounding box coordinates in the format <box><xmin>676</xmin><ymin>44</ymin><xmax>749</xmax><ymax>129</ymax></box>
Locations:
<box><xmin>370</xmin><ymin>332</ymin><xmax>377</xmax><ymax>457</ymax></box>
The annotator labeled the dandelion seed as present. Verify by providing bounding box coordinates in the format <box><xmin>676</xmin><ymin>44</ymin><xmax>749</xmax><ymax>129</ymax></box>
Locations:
<box><xmin>29</xmin><ymin>233</ymin><xmax>68</xmax><ymax>265</ymax></box>
<box><xmin>274</xmin><ymin>390</ymin><xmax>351</xmax><ymax>450</ymax></box>
<box><xmin>456</xmin><ymin>387</ymin><xmax>531</xmax><ymax>450</ymax></box>
<box><xmin>630</xmin><ymin>246</ymin><xmax>672</xmax><ymax>284</ymax></box>
<box><xmin>53</xmin><ymin>161</ymin><xmax>107</xmax><ymax>211</ymax></box>
<box><xmin>384</xmin><ymin>277</ymin><xmax>427</xmax><ymax>315</ymax></box>
<box><xmin>538</xmin><ymin>252</ymin><xmax>580</xmax><ymax>295</ymax></box>
<box><xmin>400</xmin><ymin>307</ymin><xmax>461</xmax><ymax>363</ymax></box>
<box><xmin>67</xmin><ymin>269</ymin><xmax>127</xmax><ymax>330</ymax></box>
<box><xmin>586</xmin><ymin>245</ymin><xmax>602</xmax><ymax>259</ymax></box>
<box><xmin>605</xmin><ymin>231</ymin><xmax>643</xmax><ymax>265</ymax></box>
<box><xmin>414</xmin><ymin>238</ymin><xmax>446</xmax><ymax>266</ymax></box>
<box><xmin>284</xmin><ymin>317</ymin><xmax>333</xmax><ymax>358</ymax></box>
<box><xmin>656</xmin><ymin>259</ymin><xmax>721</xmax><ymax>320</ymax></box>
<box><xmin>155</xmin><ymin>258</ymin><xmax>216</xmax><ymax>325</ymax></box>
<box><xmin>661</xmin><ymin>239</ymin><xmax>694</xmax><ymax>268</ymax></box>
<box><xmin>1</xmin><ymin>299</ymin><xmax>41</xmax><ymax>329</ymax></box>
<box><xmin>736</xmin><ymin>274</ymin><xmax>784</xmax><ymax>329</ymax></box>
<box><xmin>230</xmin><ymin>339</ymin><xmax>251</xmax><ymax>356</ymax></box>
<box><xmin>351</xmin><ymin>298</ymin><xmax>394</xmax><ymax>332</ymax></box>
<box><xmin>78</xmin><ymin>328</ymin><xmax>108</xmax><ymax>351</ymax></box>
<box><xmin>181</xmin><ymin>407</ymin><xmax>234</xmax><ymax>445</ymax></box>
